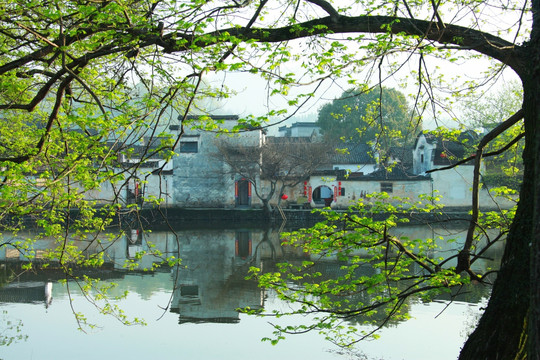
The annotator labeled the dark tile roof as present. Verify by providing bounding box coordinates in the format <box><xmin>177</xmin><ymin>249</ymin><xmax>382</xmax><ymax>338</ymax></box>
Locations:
<box><xmin>290</xmin><ymin>122</ymin><xmax>319</xmax><ymax>127</ymax></box>
<box><xmin>107</xmin><ymin>136</ymin><xmax>172</xmax><ymax>161</ymax></box>
<box><xmin>330</xmin><ymin>166</ymin><xmax>429</xmax><ymax>181</ymax></box>
<box><xmin>265</xmin><ymin>136</ymin><xmax>313</xmax><ymax>144</ymax></box>
<box><xmin>182</xmin><ymin>114</ymin><xmax>239</xmax><ymax>121</ymax></box>
<box><xmin>332</xmin><ymin>143</ymin><xmax>376</xmax><ymax>164</ymax></box>
<box><xmin>388</xmin><ymin>146</ymin><xmax>413</xmax><ymax>169</ymax></box>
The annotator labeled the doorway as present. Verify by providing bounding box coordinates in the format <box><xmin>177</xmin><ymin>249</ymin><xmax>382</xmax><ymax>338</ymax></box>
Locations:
<box><xmin>236</xmin><ymin>179</ymin><xmax>251</xmax><ymax>207</ymax></box>
<box><xmin>312</xmin><ymin>185</ymin><xmax>333</xmax><ymax>206</ymax></box>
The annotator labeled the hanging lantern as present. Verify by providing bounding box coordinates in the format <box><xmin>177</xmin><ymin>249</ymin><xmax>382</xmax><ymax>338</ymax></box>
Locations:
<box><xmin>281</xmin><ymin>194</ymin><xmax>288</xmax><ymax>200</ymax></box>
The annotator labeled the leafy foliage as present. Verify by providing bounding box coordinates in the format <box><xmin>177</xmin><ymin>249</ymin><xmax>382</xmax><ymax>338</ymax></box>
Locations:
<box><xmin>0</xmin><ymin>0</ymin><xmax>536</xmax><ymax>357</ymax></box>
<box><xmin>317</xmin><ymin>86</ymin><xmax>417</xmax><ymax>146</ymax></box>
<box><xmin>248</xmin><ymin>191</ymin><xmax>511</xmax><ymax>346</ymax></box>
<box><xmin>0</xmin><ymin>311</ymin><xmax>27</xmax><ymax>347</ymax></box>
<box><xmin>461</xmin><ymin>82</ymin><xmax>524</xmax><ymax>184</ymax></box>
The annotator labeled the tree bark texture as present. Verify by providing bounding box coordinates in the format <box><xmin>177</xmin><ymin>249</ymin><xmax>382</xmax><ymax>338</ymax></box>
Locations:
<box><xmin>459</xmin><ymin>51</ymin><xmax>540</xmax><ymax>359</ymax></box>
<box><xmin>458</xmin><ymin>178</ymin><xmax>530</xmax><ymax>359</ymax></box>
<box><xmin>527</xmin><ymin>39</ymin><xmax>540</xmax><ymax>360</ymax></box>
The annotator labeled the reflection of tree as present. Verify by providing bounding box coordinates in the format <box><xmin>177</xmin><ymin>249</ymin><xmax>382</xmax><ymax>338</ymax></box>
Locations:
<box><xmin>251</xmin><ymin>204</ymin><xmax>505</xmax><ymax>346</ymax></box>
<box><xmin>0</xmin><ymin>310</ymin><xmax>27</xmax><ymax>347</ymax></box>
<box><xmin>251</xmin><ymin>227</ymin><xmax>282</xmax><ymax>263</ymax></box>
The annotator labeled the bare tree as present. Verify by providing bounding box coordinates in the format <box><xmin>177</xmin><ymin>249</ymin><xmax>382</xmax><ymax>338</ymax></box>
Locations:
<box><xmin>214</xmin><ymin>137</ymin><xmax>333</xmax><ymax>216</ymax></box>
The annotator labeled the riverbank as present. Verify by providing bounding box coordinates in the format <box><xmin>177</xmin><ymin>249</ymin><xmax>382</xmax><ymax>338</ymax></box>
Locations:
<box><xmin>130</xmin><ymin>206</ymin><xmax>481</xmax><ymax>230</ymax></box>
<box><xmin>10</xmin><ymin>205</ymin><xmax>496</xmax><ymax>232</ymax></box>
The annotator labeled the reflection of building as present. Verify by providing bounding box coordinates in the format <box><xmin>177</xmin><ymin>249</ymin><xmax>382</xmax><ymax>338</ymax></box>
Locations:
<box><xmin>170</xmin><ymin>229</ymin><xmax>265</xmax><ymax>324</ymax></box>
<box><xmin>235</xmin><ymin>230</ymin><xmax>252</xmax><ymax>260</ymax></box>
<box><xmin>0</xmin><ymin>282</ymin><xmax>52</xmax><ymax>306</ymax></box>
<box><xmin>0</xmin><ymin>265</ymin><xmax>125</xmax><ymax>307</ymax></box>
<box><xmin>172</xmin><ymin>275</ymin><xmax>262</xmax><ymax>324</ymax></box>
<box><xmin>0</xmin><ymin>223</ymin><xmax>500</xmax><ymax>330</ymax></box>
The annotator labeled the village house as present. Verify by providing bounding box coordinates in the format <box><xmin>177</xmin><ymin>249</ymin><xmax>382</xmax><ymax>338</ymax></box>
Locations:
<box><xmin>290</xmin><ymin>131</ymin><xmax>516</xmax><ymax>210</ymax></box>
<box><xmin>84</xmin><ymin>115</ymin><xmax>266</xmax><ymax>209</ymax></box>
<box><xmin>86</xmin><ymin>117</ymin><xmax>515</xmax><ymax>211</ymax></box>
<box><xmin>278</xmin><ymin>122</ymin><xmax>321</xmax><ymax>138</ymax></box>
<box><xmin>167</xmin><ymin>115</ymin><xmax>266</xmax><ymax>208</ymax></box>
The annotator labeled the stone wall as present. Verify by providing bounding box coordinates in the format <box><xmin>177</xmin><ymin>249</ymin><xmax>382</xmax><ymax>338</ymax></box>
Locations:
<box><xmin>168</xmin><ymin>118</ymin><xmax>265</xmax><ymax>208</ymax></box>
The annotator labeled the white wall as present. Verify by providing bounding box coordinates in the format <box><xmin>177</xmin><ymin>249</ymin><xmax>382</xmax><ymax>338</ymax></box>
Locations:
<box><xmin>332</xmin><ymin>163</ymin><xmax>377</xmax><ymax>174</ymax></box>
<box><xmin>276</xmin><ymin>168</ymin><xmax>516</xmax><ymax>211</ymax></box>
<box><xmin>412</xmin><ymin>135</ymin><xmax>434</xmax><ymax>175</ymax></box>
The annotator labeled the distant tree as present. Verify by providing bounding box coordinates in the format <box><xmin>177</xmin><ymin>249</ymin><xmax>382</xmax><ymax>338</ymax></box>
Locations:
<box><xmin>214</xmin><ymin>137</ymin><xmax>333</xmax><ymax>217</ymax></box>
<box><xmin>463</xmin><ymin>81</ymin><xmax>523</xmax><ymax>131</ymax></box>
<box><xmin>316</xmin><ymin>86</ymin><xmax>417</xmax><ymax>147</ymax></box>
<box><xmin>463</xmin><ymin>82</ymin><xmax>524</xmax><ymax>188</ymax></box>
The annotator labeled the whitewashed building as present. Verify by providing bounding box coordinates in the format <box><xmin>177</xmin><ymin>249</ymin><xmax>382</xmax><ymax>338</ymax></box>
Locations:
<box><xmin>278</xmin><ymin>122</ymin><xmax>320</xmax><ymax>138</ymax></box>
<box><xmin>286</xmin><ymin>131</ymin><xmax>515</xmax><ymax>210</ymax></box>
<box><xmin>86</xmin><ymin>119</ymin><xmax>515</xmax><ymax>211</ymax></box>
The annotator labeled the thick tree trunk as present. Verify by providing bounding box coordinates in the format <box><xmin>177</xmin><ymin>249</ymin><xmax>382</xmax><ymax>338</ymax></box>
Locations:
<box><xmin>458</xmin><ymin>196</ymin><xmax>530</xmax><ymax>359</ymax></box>
<box><xmin>458</xmin><ymin>69</ymin><xmax>540</xmax><ymax>360</ymax></box>
<box><xmin>529</xmin><ymin>64</ymin><xmax>540</xmax><ymax>360</ymax></box>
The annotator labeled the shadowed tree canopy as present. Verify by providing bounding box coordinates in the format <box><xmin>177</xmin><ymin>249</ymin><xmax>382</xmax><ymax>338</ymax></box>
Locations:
<box><xmin>316</xmin><ymin>86</ymin><xmax>415</xmax><ymax>145</ymax></box>
<box><xmin>0</xmin><ymin>0</ymin><xmax>538</xmax><ymax>358</ymax></box>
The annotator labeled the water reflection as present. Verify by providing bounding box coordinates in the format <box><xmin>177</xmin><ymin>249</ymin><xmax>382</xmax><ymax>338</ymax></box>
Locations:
<box><xmin>0</xmin><ymin>223</ymin><xmax>503</xmax><ymax>360</ymax></box>
<box><xmin>0</xmin><ymin>223</ymin><xmax>503</xmax><ymax>321</ymax></box>
<box><xmin>169</xmin><ymin>229</ymin><xmax>264</xmax><ymax>324</ymax></box>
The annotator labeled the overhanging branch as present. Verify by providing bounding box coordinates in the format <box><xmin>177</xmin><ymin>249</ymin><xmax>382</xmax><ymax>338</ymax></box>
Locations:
<box><xmin>427</xmin><ymin>108</ymin><xmax>525</xmax><ymax>174</ymax></box>
<box><xmin>156</xmin><ymin>13</ymin><xmax>521</xmax><ymax>72</ymax></box>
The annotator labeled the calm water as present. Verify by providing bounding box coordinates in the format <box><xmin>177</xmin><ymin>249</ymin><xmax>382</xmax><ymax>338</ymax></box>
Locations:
<box><xmin>0</xmin><ymin>223</ymin><xmax>501</xmax><ymax>360</ymax></box>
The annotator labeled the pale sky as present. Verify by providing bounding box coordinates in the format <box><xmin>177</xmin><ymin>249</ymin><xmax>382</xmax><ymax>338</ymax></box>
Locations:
<box><xmin>206</xmin><ymin>49</ymin><xmax>521</xmax><ymax>133</ymax></box>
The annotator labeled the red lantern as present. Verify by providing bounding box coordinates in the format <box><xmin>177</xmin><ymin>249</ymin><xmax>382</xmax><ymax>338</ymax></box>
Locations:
<box><xmin>281</xmin><ymin>194</ymin><xmax>288</xmax><ymax>200</ymax></box>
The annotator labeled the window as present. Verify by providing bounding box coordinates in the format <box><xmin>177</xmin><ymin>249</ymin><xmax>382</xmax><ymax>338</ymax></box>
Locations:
<box><xmin>340</xmin><ymin>187</ymin><xmax>346</xmax><ymax>196</ymax></box>
<box><xmin>180</xmin><ymin>285</ymin><xmax>199</xmax><ymax>296</ymax></box>
<box><xmin>381</xmin><ymin>182</ymin><xmax>393</xmax><ymax>193</ymax></box>
<box><xmin>180</xmin><ymin>141</ymin><xmax>198</xmax><ymax>153</ymax></box>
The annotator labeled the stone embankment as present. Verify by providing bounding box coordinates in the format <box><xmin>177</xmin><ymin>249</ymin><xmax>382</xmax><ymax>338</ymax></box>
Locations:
<box><xmin>131</xmin><ymin>206</ymin><xmax>479</xmax><ymax>230</ymax></box>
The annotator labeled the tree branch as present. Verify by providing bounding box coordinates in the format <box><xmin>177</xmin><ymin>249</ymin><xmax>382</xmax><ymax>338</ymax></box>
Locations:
<box><xmin>155</xmin><ymin>14</ymin><xmax>521</xmax><ymax>71</ymax></box>
<box><xmin>456</xmin><ymin>108</ymin><xmax>524</xmax><ymax>273</ymax></box>
<box><xmin>427</xmin><ymin>108</ymin><xmax>525</xmax><ymax>174</ymax></box>
<box><xmin>305</xmin><ymin>0</ymin><xmax>340</xmax><ymax>20</ymax></box>
<box><xmin>0</xmin><ymin>75</ymin><xmax>73</xmax><ymax>164</ymax></box>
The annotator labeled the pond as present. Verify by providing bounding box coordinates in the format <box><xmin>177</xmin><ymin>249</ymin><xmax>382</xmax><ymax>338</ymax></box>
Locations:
<box><xmin>0</xmin><ymin>223</ymin><xmax>501</xmax><ymax>360</ymax></box>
